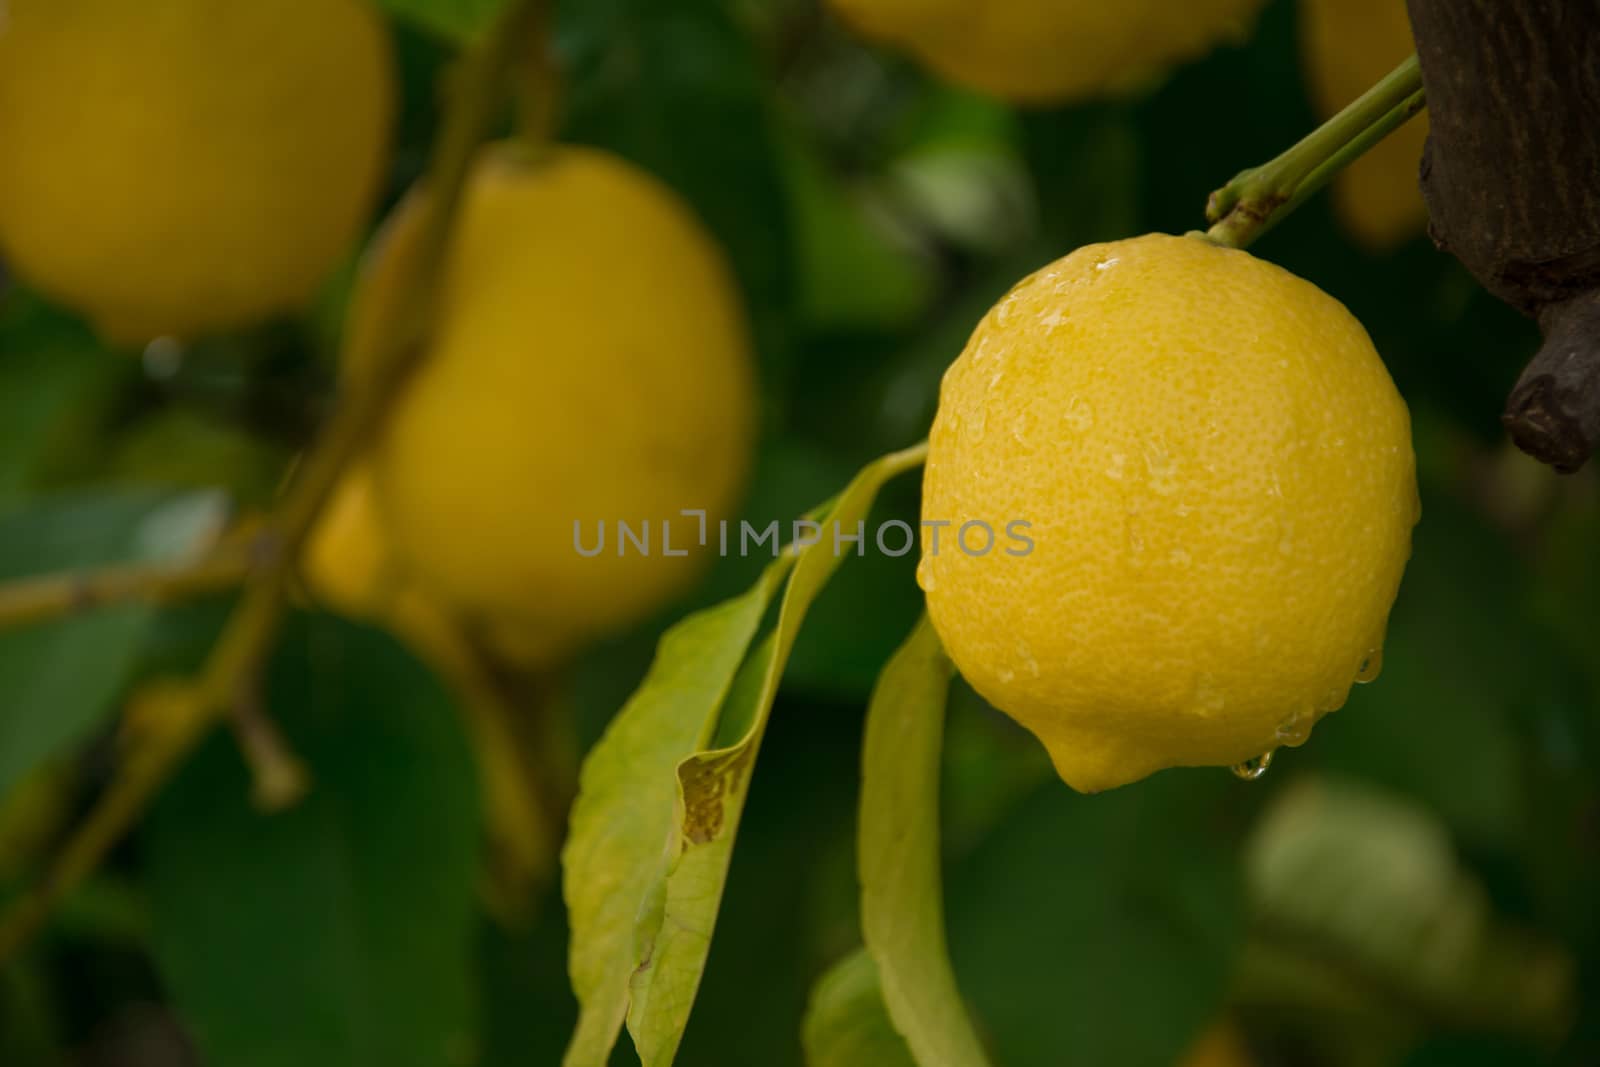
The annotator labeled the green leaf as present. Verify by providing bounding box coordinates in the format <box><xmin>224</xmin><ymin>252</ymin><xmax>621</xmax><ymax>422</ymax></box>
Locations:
<box><xmin>0</xmin><ymin>489</ymin><xmax>225</xmax><ymax>800</ymax></box>
<box><xmin>801</xmin><ymin>950</ymin><xmax>917</xmax><ymax>1067</ymax></box>
<box><xmin>375</xmin><ymin>0</ymin><xmax>508</xmax><ymax>42</ymax></box>
<box><xmin>778</xmin><ymin>131</ymin><xmax>935</xmax><ymax>333</ymax></box>
<box><xmin>945</xmin><ymin>771</ymin><xmax>1244</xmax><ymax>1067</ymax></box>
<box><xmin>1312</xmin><ymin>490</ymin><xmax>1545</xmax><ymax>846</ymax></box>
<box><xmin>561</xmin><ymin>558</ymin><xmax>798</xmax><ymax>1066</ymax></box>
<box><xmin>144</xmin><ymin>617</ymin><xmax>481</xmax><ymax>1067</ymax></box>
<box><xmin>0</xmin><ymin>297</ymin><xmax>122</xmax><ymax>506</ymax></box>
<box><xmin>624</xmin><ymin>443</ymin><xmax>928</xmax><ymax>1066</ymax></box>
<box><xmin>860</xmin><ymin>614</ymin><xmax>991</xmax><ymax>1067</ymax></box>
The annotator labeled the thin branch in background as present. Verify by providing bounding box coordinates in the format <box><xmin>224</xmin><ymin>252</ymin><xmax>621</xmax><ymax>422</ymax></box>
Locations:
<box><xmin>0</xmin><ymin>546</ymin><xmax>257</xmax><ymax>633</ymax></box>
<box><xmin>230</xmin><ymin>682</ymin><xmax>311</xmax><ymax>813</ymax></box>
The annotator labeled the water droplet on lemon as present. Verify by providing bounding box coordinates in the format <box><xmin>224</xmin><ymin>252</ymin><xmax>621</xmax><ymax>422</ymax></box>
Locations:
<box><xmin>1230</xmin><ymin>750</ymin><xmax>1275</xmax><ymax>781</ymax></box>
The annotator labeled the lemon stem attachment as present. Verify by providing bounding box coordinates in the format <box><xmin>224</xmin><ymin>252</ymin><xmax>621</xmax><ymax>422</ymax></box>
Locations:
<box><xmin>1204</xmin><ymin>55</ymin><xmax>1425</xmax><ymax>249</ymax></box>
<box><xmin>0</xmin><ymin>0</ymin><xmax>550</xmax><ymax>967</ymax></box>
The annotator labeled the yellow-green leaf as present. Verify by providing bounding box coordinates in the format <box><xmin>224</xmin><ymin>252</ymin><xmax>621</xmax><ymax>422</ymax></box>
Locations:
<box><xmin>861</xmin><ymin>614</ymin><xmax>992</xmax><ymax>1067</ymax></box>
<box><xmin>802</xmin><ymin>949</ymin><xmax>918</xmax><ymax>1067</ymax></box>
<box><xmin>560</xmin><ymin>557</ymin><xmax>795</xmax><ymax>1067</ymax></box>
<box><xmin>622</xmin><ymin>441</ymin><xmax>928</xmax><ymax>1066</ymax></box>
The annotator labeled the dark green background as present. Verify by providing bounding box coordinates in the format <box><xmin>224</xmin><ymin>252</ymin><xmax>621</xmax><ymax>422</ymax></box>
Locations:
<box><xmin>1</xmin><ymin>1</ymin><xmax>1595</xmax><ymax>1065</ymax></box>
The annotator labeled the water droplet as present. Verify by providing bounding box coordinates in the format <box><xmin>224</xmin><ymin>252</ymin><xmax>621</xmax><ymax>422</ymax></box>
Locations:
<box><xmin>1106</xmin><ymin>452</ymin><xmax>1127</xmax><ymax>480</ymax></box>
<box><xmin>998</xmin><ymin>668</ymin><xmax>1016</xmax><ymax>684</ymax></box>
<box><xmin>1094</xmin><ymin>256</ymin><xmax>1120</xmax><ymax>272</ymax></box>
<box><xmin>1230</xmin><ymin>750</ymin><xmax>1275</xmax><ymax>781</ymax></box>
<box><xmin>1275</xmin><ymin>709</ymin><xmax>1314</xmax><ymax>745</ymax></box>
<box><xmin>915</xmin><ymin>556</ymin><xmax>936</xmax><ymax>592</ymax></box>
<box><xmin>1355</xmin><ymin>648</ymin><xmax>1382</xmax><ymax>683</ymax></box>
<box><xmin>1146</xmin><ymin>447</ymin><xmax>1180</xmax><ymax>495</ymax></box>
<box><xmin>142</xmin><ymin>336</ymin><xmax>184</xmax><ymax>379</ymax></box>
<box><xmin>968</xmin><ymin>406</ymin><xmax>987</xmax><ymax>441</ymax></box>
<box><xmin>1168</xmin><ymin>548</ymin><xmax>1191</xmax><ymax>566</ymax></box>
<box><xmin>996</xmin><ymin>297</ymin><xmax>1015</xmax><ymax>324</ymax></box>
<box><xmin>1192</xmin><ymin>674</ymin><xmax>1225</xmax><ymax>715</ymax></box>
<box><xmin>1063</xmin><ymin>395</ymin><xmax>1095</xmax><ymax>433</ymax></box>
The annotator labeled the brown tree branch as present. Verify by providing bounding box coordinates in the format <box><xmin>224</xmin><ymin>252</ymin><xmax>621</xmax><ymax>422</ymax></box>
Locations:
<box><xmin>1407</xmin><ymin>0</ymin><xmax>1600</xmax><ymax>471</ymax></box>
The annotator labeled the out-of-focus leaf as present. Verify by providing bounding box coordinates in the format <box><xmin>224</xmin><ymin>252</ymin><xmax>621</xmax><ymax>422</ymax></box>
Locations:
<box><xmin>0</xmin><ymin>489</ymin><xmax>225</xmax><ymax>799</ymax></box>
<box><xmin>946</xmin><ymin>771</ymin><xmax>1243</xmax><ymax>1067</ymax></box>
<box><xmin>1245</xmin><ymin>776</ymin><xmax>1573</xmax><ymax>1039</ymax></box>
<box><xmin>801</xmin><ymin>950</ymin><xmax>917</xmax><ymax>1067</ymax></box>
<box><xmin>144</xmin><ymin>617</ymin><xmax>480</xmax><ymax>1067</ymax></box>
<box><xmin>0</xmin><ymin>964</ymin><xmax>60</xmax><ymax>1065</ymax></box>
<box><xmin>109</xmin><ymin>408</ymin><xmax>290</xmax><ymax>509</ymax></box>
<box><xmin>376</xmin><ymin>0</ymin><xmax>507</xmax><ymax>42</ymax></box>
<box><xmin>860</xmin><ymin>614</ymin><xmax>989</xmax><ymax>1067</ymax></box>
<box><xmin>0</xmin><ymin>296</ymin><xmax>122</xmax><ymax>506</ymax></box>
<box><xmin>779</xmin><ymin>131</ymin><xmax>935</xmax><ymax>332</ymax></box>
<box><xmin>1312</xmin><ymin>489</ymin><xmax>1555</xmax><ymax>846</ymax></box>
<box><xmin>624</xmin><ymin>443</ymin><xmax>928</xmax><ymax>1066</ymax></box>
<box><xmin>561</xmin><ymin>558</ymin><xmax>798</xmax><ymax>1066</ymax></box>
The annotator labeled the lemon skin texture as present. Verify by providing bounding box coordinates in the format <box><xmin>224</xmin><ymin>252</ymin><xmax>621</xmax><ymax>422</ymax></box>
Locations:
<box><xmin>356</xmin><ymin>144</ymin><xmax>755</xmax><ymax>650</ymax></box>
<box><xmin>920</xmin><ymin>234</ymin><xmax>1418</xmax><ymax>793</ymax></box>
<box><xmin>1301</xmin><ymin>0</ymin><xmax>1428</xmax><ymax>249</ymax></box>
<box><xmin>826</xmin><ymin>0</ymin><xmax>1266</xmax><ymax>104</ymax></box>
<box><xmin>0</xmin><ymin>0</ymin><xmax>394</xmax><ymax>344</ymax></box>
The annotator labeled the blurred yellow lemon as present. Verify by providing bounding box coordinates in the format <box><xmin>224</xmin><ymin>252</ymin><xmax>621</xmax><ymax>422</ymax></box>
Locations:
<box><xmin>0</xmin><ymin>0</ymin><xmax>393</xmax><ymax>343</ymax></box>
<box><xmin>1301</xmin><ymin>0</ymin><xmax>1428</xmax><ymax>249</ymax></box>
<box><xmin>1179</xmin><ymin>1020</ymin><xmax>1254</xmax><ymax>1067</ymax></box>
<box><xmin>920</xmin><ymin>234</ymin><xmax>1417</xmax><ymax>793</ymax></box>
<box><xmin>354</xmin><ymin>144</ymin><xmax>755</xmax><ymax>654</ymax></box>
<box><xmin>826</xmin><ymin>0</ymin><xmax>1266</xmax><ymax>103</ymax></box>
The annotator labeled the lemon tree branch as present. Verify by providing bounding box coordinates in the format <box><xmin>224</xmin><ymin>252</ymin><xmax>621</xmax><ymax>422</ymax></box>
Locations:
<box><xmin>0</xmin><ymin>545</ymin><xmax>256</xmax><ymax>632</ymax></box>
<box><xmin>1205</xmin><ymin>55</ymin><xmax>1425</xmax><ymax>249</ymax></box>
<box><xmin>0</xmin><ymin>0</ymin><xmax>549</xmax><ymax>966</ymax></box>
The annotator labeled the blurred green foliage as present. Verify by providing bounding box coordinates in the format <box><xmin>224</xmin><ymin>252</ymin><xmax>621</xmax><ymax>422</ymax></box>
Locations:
<box><xmin>1</xmin><ymin>0</ymin><xmax>1597</xmax><ymax>1065</ymax></box>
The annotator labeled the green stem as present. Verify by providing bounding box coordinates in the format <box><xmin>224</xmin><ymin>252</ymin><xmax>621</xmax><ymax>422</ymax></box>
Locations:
<box><xmin>0</xmin><ymin>0</ymin><xmax>549</xmax><ymax>967</ymax></box>
<box><xmin>1205</xmin><ymin>54</ymin><xmax>1424</xmax><ymax>249</ymax></box>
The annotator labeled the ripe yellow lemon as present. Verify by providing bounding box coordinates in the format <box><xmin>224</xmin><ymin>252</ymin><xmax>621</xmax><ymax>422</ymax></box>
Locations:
<box><xmin>826</xmin><ymin>0</ymin><xmax>1265</xmax><ymax>103</ymax></box>
<box><xmin>354</xmin><ymin>144</ymin><xmax>755</xmax><ymax>652</ymax></box>
<box><xmin>1301</xmin><ymin>0</ymin><xmax>1428</xmax><ymax>249</ymax></box>
<box><xmin>920</xmin><ymin>234</ymin><xmax>1417</xmax><ymax>793</ymax></box>
<box><xmin>0</xmin><ymin>0</ymin><xmax>394</xmax><ymax>344</ymax></box>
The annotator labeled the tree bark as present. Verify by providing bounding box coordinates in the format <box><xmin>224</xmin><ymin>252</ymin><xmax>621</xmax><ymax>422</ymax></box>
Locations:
<box><xmin>1406</xmin><ymin>0</ymin><xmax>1600</xmax><ymax>472</ymax></box>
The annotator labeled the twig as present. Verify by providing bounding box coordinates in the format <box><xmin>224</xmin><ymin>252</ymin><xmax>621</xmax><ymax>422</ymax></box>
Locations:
<box><xmin>1204</xmin><ymin>55</ymin><xmax>1425</xmax><ymax>249</ymax></box>
<box><xmin>231</xmin><ymin>683</ymin><xmax>312</xmax><ymax>812</ymax></box>
<box><xmin>0</xmin><ymin>0</ymin><xmax>550</xmax><ymax>966</ymax></box>
<box><xmin>0</xmin><ymin>546</ymin><xmax>255</xmax><ymax>633</ymax></box>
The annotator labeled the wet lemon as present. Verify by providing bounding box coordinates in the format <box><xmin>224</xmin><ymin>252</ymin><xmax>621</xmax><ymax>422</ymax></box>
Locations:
<box><xmin>920</xmin><ymin>234</ymin><xmax>1417</xmax><ymax>792</ymax></box>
